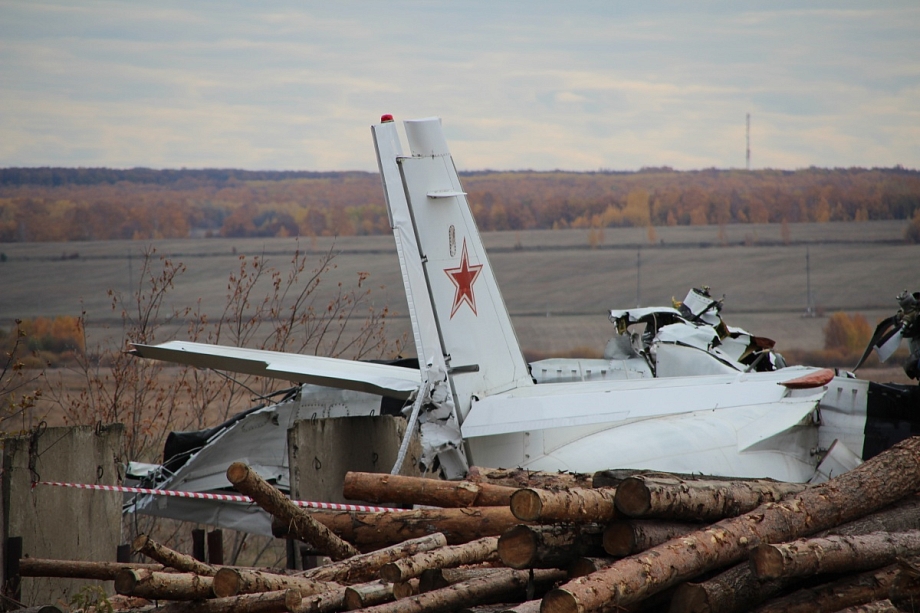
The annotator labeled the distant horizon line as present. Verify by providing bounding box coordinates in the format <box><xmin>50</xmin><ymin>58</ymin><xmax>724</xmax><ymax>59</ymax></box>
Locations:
<box><xmin>1</xmin><ymin>164</ymin><xmax>918</xmax><ymax>175</ymax></box>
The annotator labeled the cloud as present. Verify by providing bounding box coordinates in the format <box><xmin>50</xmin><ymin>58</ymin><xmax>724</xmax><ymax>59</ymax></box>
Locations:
<box><xmin>1</xmin><ymin>1</ymin><xmax>918</xmax><ymax>170</ymax></box>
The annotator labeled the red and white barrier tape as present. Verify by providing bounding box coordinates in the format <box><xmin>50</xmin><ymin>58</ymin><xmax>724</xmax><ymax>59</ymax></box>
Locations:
<box><xmin>35</xmin><ymin>480</ymin><xmax>404</xmax><ymax>513</ymax></box>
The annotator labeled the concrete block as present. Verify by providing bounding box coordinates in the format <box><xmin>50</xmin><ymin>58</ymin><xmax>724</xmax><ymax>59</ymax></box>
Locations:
<box><xmin>287</xmin><ymin>416</ymin><xmax>421</xmax><ymax>505</ymax></box>
<box><xmin>1</xmin><ymin>424</ymin><xmax>124</xmax><ymax>607</ymax></box>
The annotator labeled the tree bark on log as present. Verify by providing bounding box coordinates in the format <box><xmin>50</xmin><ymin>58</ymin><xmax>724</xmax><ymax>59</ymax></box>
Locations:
<box><xmin>500</xmin><ymin>600</ymin><xmax>542</xmax><ymax>613</ymax></box>
<box><xmin>541</xmin><ymin>436</ymin><xmax>920</xmax><ymax>613</ymax></box>
<box><xmin>343</xmin><ymin>580</ymin><xmax>394</xmax><ymax>610</ymax></box>
<box><xmin>510</xmin><ymin>488</ymin><xmax>617</xmax><ymax>523</ymax></box>
<box><xmin>460</xmin><ymin>606</ymin><xmax>520</xmax><ymax>613</ymax></box>
<box><xmin>613</xmin><ymin>475</ymin><xmax>806</xmax><ymax>521</ymax></box>
<box><xmin>498</xmin><ymin>525</ymin><xmax>605</xmax><ymax>570</ymax></box>
<box><xmin>343</xmin><ymin>472</ymin><xmax>517</xmax><ymax>507</ymax></box>
<box><xmin>212</xmin><ymin>567</ymin><xmax>337</xmax><ymax>598</ymax></box>
<box><xmin>114</xmin><ymin>569</ymin><xmax>214</xmax><ymax>600</ymax></box>
<box><xmin>467</xmin><ymin>467</ymin><xmax>592</xmax><ymax>490</ymax></box>
<box><xmin>751</xmin><ymin>530</ymin><xmax>920</xmax><ymax>580</ymax></box>
<box><xmin>602</xmin><ymin>520</ymin><xmax>696</xmax><ymax>557</ymax></box>
<box><xmin>667</xmin><ymin>562</ymin><xmax>792</xmax><ymax>613</ymax></box>
<box><xmin>133</xmin><ymin>534</ymin><xmax>217</xmax><ymax>576</ymax></box>
<box><xmin>814</xmin><ymin>495</ymin><xmax>920</xmax><ymax>538</ymax></box>
<box><xmin>19</xmin><ymin>558</ymin><xmax>164</xmax><ymax>580</ymax></box>
<box><xmin>592</xmin><ymin>469</ymin><xmax>711</xmax><ymax>489</ymax></box>
<box><xmin>749</xmin><ymin>563</ymin><xmax>908</xmax><ymax>613</ymax></box>
<box><xmin>832</xmin><ymin>601</ymin><xmax>899</xmax><ymax>613</ymax></box>
<box><xmin>227</xmin><ymin>461</ymin><xmax>357</xmax><ymax>560</ymax></box>
<box><xmin>302</xmin><ymin>533</ymin><xmax>446</xmax><ymax>584</ymax></box>
<box><xmin>379</xmin><ymin>536</ymin><xmax>499</xmax><ymax>583</ymax></box>
<box><xmin>418</xmin><ymin>568</ymin><xmax>501</xmax><ymax>593</ymax></box>
<box><xmin>288</xmin><ymin>586</ymin><xmax>348</xmax><ymax>613</ymax></box>
<box><xmin>669</xmin><ymin>497</ymin><xmax>920</xmax><ymax>613</ymax></box>
<box><xmin>274</xmin><ymin>508</ymin><xmax>517</xmax><ymax>548</ymax></box>
<box><xmin>148</xmin><ymin>589</ymin><xmax>302</xmax><ymax>613</ymax></box>
<box><xmin>346</xmin><ymin>569</ymin><xmax>566</xmax><ymax>613</ymax></box>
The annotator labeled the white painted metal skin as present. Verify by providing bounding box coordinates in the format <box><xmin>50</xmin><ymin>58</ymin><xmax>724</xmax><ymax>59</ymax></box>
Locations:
<box><xmin>382</xmin><ymin>117</ymin><xmax>863</xmax><ymax>483</ymax></box>
<box><xmin>128</xmin><ymin>116</ymin><xmax>879</xmax><ymax>537</ymax></box>
<box><xmin>131</xmin><ymin>340</ymin><xmax>420</xmax><ymax>398</ymax></box>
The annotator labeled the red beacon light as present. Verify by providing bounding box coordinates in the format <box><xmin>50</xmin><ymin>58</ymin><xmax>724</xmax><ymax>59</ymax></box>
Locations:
<box><xmin>380</xmin><ymin>114</ymin><xmax>394</xmax><ymax>123</ymax></box>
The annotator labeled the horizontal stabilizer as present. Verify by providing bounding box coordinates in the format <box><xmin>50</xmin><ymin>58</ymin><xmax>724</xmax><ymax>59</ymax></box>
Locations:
<box><xmin>131</xmin><ymin>341</ymin><xmax>420</xmax><ymax>399</ymax></box>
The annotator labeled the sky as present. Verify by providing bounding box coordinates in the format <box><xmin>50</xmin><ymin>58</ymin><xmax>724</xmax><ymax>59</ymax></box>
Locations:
<box><xmin>1</xmin><ymin>1</ymin><xmax>919</xmax><ymax>172</ymax></box>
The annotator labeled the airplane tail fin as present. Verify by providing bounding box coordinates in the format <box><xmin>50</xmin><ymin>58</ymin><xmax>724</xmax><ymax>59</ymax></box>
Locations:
<box><xmin>374</xmin><ymin>116</ymin><xmax>533</xmax><ymax>423</ymax></box>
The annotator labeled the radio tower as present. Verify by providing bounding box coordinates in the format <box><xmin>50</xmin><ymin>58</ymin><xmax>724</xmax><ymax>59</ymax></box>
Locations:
<box><xmin>746</xmin><ymin>113</ymin><xmax>751</xmax><ymax>170</ymax></box>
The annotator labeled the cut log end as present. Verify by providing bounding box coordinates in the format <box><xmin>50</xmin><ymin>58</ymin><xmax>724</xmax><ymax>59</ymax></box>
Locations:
<box><xmin>750</xmin><ymin>544</ymin><xmax>785</xmax><ymax>580</ymax></box>
<box><xmin>510</xmin><ymin>489</ymin><xmax>544</xmax><ymax>522</ymax></box>
<box><xmin>540</xmin><ymin>588</ymin><xmax>578</xmax><ymax>613</ymax></box>
<box><xmin>498</xmin><ymin>525</ymin><xmax>539</xmax><ymax>569</ymax></box>
<box><xmin>602</xmin><ymin>524</ymin><xmax>635</xmax><ymax>557</ymax></box>
<box><xmin>667</xmin><ymin>583</ymin><xmax>710</xmax><ymax>613</ymax></box>
<box><xmin>613</xmin><ymin>478</ymin><xmax>651</xmax><ymax>517</ymax></box>
<box><xmin>285</xmin><ymin>588</ymin><xmax>304</xmax><ymax>610</ymax></box>
<box><xmin>226</xmin><ymin>461</ymin><xmax>250</xmax><ymax>485</ymax></box>
<box><xmin>378</xmin><ymin>563</ymin><xmax>403</xmax><ymax>584</ymax></box>
<box><xmin>113</xmin><ymin>569</ymin><xmax>140</xmax><ymax>595</ymax></box>
<box><xmin>212</xmin><ymin>567</ymin><xmax>242</xmax><ymax>598</ymax></box>
<box><xmin>131</xmin><ymin>534</ymin><xmax>150</xmax><ymax>554</ymax></box>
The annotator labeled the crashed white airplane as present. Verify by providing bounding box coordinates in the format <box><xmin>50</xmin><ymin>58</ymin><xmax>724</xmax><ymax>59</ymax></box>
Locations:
<box><xmin>129</xmin><ymin>116</ymin><xmax>920</xmax><ymax>533</ymax></box>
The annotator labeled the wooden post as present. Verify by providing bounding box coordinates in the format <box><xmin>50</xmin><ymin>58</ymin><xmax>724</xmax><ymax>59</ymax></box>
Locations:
<box><xmin>542</xmin><ymin>436</ymin><xmax>920</xmax><ymax>613</ymax></box>
<box><xmin>343</xmin><ymin>472</ymin><xmax>517</xmax><ymax>508</ymax></box>
<box><xmin>208</xmin><ymin>530</ymin><xmax>224</xmax><ymax>566</ymax></box>
<box><xmin>227</xmin><ymin>462</ymin><xmax>357</xmax><ymax>561</ymax></box>
<box><xmin>193</xmin><ymin>529</ymin><xmax>207</xmax><ymax>562</ymax></box>
<box><xmin>4</xmin><ymin>536</ymin><xmax>22</xmax><ymax>603</ymax></box>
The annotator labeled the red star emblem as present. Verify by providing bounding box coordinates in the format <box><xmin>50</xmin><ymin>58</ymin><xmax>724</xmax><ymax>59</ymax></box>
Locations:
<box><xmin>444</xmin><ymin>239</ymin><xmax>483</xmax><ymax>318</ymax></box>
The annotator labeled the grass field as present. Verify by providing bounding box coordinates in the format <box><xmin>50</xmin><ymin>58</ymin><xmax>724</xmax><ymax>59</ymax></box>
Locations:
<box><xmin>1</xmin><ymin>219</ymin><xmax>916</xmax><ymax>368</ymax></box>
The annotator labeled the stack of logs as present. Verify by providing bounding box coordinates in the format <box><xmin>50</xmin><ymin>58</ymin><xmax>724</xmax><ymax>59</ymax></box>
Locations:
<box><xmin>20</xmin><ymin>436</ymin><xmax>920</xmax><ymax>613</ymax></box>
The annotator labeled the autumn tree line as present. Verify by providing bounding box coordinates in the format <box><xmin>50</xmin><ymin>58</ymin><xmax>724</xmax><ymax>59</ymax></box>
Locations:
<box><xmin>2</xmin><ymin>166</ymin><xmax>920</xmax><ymax>243</ymax></box>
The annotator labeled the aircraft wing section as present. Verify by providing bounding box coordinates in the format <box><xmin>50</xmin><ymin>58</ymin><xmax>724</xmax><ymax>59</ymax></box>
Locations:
<box><xmin>461</xmin><ymin>369</ymin><xmax>825</xmax><ymax>438</ymax></box>
<box><xmin>130</xmin><ymin>341</ymin><xmax>420</xmax><ymax>399</ymax></box>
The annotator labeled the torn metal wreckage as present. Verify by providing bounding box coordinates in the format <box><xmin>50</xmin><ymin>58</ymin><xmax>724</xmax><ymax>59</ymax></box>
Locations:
<box><xmin>127</xmin><ymin>116</ymin><xmax>920</xmax><ymax>534</ymax></box>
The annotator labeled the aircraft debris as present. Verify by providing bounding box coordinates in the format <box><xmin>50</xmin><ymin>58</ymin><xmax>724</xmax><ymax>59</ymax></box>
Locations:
<box><xmin>856</xmin><ymin>289</ymin><xmax>920</xmax><ymax>381</ymax></box>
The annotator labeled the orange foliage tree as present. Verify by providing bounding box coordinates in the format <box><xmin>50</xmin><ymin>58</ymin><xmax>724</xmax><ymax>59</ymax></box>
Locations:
<box><xmin>3</xmin><ymin>166</ymin><xmax>920</xmax><ymax>241</ymax></box>
<box><xmin>824</xmin><ymin>312</ymin><xmax>872</xmax><ymax>355</ymax></box>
